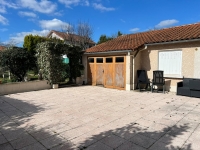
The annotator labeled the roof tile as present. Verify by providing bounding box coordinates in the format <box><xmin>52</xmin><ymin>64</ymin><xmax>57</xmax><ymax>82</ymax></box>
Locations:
<box><xmin>86</xmin><ymin>23</ymin><xmax>200</xmax><ymax>53</ymax></box>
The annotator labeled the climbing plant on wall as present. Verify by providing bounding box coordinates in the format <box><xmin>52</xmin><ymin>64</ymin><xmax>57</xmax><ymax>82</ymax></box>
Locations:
<box><xmin>36</xmin><ymin>41</ymin><xmax>84</xmax><ymax>84</ymax></box>
<box><xmin>36</xmin><ymin>42</ymin><xmax>69</xmax><ymax>84</ymax></box>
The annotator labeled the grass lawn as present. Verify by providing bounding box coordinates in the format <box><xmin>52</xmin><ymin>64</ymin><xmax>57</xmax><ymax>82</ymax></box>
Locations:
<box><xmin>0</xmin><ymin>70</ymin><xmax>39</xmax><ymax>84</ymax></box>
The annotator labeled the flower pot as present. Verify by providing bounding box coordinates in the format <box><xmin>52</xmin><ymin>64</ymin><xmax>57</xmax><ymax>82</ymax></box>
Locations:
<box><xmin>52</xmin><ymin>84</ymin><xmax>58</xmax><ymax>89</ymax></box>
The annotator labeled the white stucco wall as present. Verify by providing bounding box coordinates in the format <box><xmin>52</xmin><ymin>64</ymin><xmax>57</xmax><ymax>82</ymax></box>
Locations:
<box><xmin>194</xmin><ymin>47</ymin><xmax>200</xmax><ymax>78</ymax></box>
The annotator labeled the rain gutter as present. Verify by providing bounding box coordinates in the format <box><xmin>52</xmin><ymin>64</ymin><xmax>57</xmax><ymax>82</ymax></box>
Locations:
<box><xmin>144</xmin><ymin>38</ymin><xmax>200</xmax><ymax>46</ymax></box>
<box><xmin>84</xmin><ymin>50</ymin><xmax>133</xmax><ymax>55</ymax></box>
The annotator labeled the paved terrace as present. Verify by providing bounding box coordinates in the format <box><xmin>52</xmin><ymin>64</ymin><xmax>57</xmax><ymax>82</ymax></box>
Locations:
<box><xmin>0</xmin><ymin>86</ymin><xmax>200</xmax><ymax>150</ymax></box>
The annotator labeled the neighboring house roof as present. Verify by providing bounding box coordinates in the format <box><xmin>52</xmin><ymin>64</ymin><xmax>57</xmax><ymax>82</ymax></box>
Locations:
<box><xmin>86</xmin><ymin>23</ymin><xmax>200</xmax><ymax>53</ymax></box>
<box><xmin>0</xmin><ymin>46</ymin><xmax>5</xmax><ymax>51</ymax></box>
<box><xmin>47</xmin><ymin>30</ymin><xmax>96</xmax><ymax>45</ymax></box>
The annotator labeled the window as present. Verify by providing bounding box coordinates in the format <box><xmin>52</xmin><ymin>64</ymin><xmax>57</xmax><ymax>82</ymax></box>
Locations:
<box><xmin>96</xmin><ymin>58</ymin><xmax>103</xmax><ymax>63</ymax></box>
<box><xmin>106</xmin><ymin>58</ymin><xmax>113</xmax><ymax>63</ymax></box>
<box><xmin>115</xmin><ymin>57</ymin><xmax>124</xmax><ymax>63</ymax></box>
<box><xmin>159</xmin><ymin>50</ymin><xmax>182</xmax><ymax>77</ymax></box>
<box><xmin>88</xmin><ymin>58</ymin><xmax>94</xmax><ymax>63</ymax></box>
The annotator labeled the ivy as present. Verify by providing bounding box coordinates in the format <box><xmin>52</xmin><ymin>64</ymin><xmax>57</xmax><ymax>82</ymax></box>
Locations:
<box><xmin>36</xmin><ymin>41</ymin><xmax>84</xmax><ymax>84</ymax></box>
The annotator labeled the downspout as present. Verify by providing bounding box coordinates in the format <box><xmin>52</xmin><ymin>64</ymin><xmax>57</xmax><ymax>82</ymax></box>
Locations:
<box><xmin>134</xmin><ymin>44</ymin><xmax>148</xmax><ymax>58</ymax></box>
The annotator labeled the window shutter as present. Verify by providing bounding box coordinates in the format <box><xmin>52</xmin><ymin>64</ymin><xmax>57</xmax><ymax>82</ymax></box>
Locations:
<box><xmin>159</xmin><ymin>50</ymin><xmax>182</xmax><ymax>75</ymax></box>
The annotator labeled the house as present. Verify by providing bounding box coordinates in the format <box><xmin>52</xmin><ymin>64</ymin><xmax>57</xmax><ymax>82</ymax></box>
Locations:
<box><xmin>82</xmin><ymin>23</ymin><xmax>200</xmax><ymax>92</ymax></box>
<box><xmin>47</xmin><ymin>30</ymin><xmax>96</xmax><ymax>48</ymax></box>
<box><xmin>0</xmin><ymin>46</ymin><xmax>5</xmax><ymax>51</ymax></box>
<box><xmin>47</xmin><ymin>30</ymin><xmax>96</xmax><ymax>64</ymax></box>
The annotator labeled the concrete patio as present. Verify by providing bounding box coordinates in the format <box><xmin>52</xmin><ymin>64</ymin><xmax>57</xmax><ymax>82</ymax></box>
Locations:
<box><xmin>0</xmin><ymin>86</ymin><xmax>200</xmax><ymax>150</ymax></box>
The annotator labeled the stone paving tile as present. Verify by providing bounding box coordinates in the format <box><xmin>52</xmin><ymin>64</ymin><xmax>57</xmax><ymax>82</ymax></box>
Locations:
<box><xmin>50</xmin><ymin>143</ymin><xmax>78</xmax><ymax>150</ymax></box>
<box><xmin>129</xmin><ymin>133</ymin><xmax>156</xmax><ymax>149</ymax></box>
<box><xmin>182</xmin><ymin>140</ymin><xmax>200</xmax><ymax>150</ymax></box>
<box><xmin>155</xmin><ymin>118</ymin><xmax>176</xmax><ymax>127</ymax></box>
<box><xmin>135</xmin><ymin>118</ymin><xmax>154</xmax><ymax>128</ymax></box>
<box><xmin>70</xmin><ymin>134</ymin><xmax>97</xmax><ymax>149</ymax></box>
<box><xmin>0</xmin><ymin>142</ymin><xmax>14</xmax><ymax>150</ymax></box>
<box><xmin>0</xmin><ymin>135</ymin><xmax>7</xmax><ymax>145</ymax></box>
<box><xmin>19</xmin><ymin>142</ymin><xmax>46</xmax><ymax>150</ymax></box>
<box><xmin>159</xmin><ymin>134</ymin><xmax>187</xmax><ymax>148</ymax></box>
<box><xmin>50</xmin><ymin>124</ymin><xmax>73</xmax><ymax>134</ymax></box>
<box><xmin>85</xmin><ymin>141</ymin><xmax>113</xmax><ymax>150</ymax></box>
<box><xmin>100</xmin><ymin>134</ymin><xmax>126</xmax><ymax>149</ymax></box>
<box><xmin>1</xmin><ymin>86</ymin><xmax>200</xmax><ymax>150</ymax></box>
<box><xmin>30</xmin><ymin>129</ymin><xmax>55</xmax><ymax>141</ymax></box>
<box><xmin>60</xmin><ymin>128</ymin><xmax>84</xmax><ymax>140</ymax></box>
<box><xmin>116</xmin><ymin>141</ymin><xmax>146</xmax><ymax>150</ymax></box>
<box><xmin>40</xmin><ymin>134</ymin><xmax>65</xmax><ymax>149</ymax></box>
<box><xmin>148</xmin><ymin>141</ymin><xmax>172</xmax><ymax>150</ymax></box>
<box><xmin>113</xmin><ymin>127</ymin><xmax>139</xmax><ymax>140</ymax></box>
<box><xmin>10</xmin><ymin>134</ymin><xmax>37</xmax><ymax>149</ymax></box>
<box><xmin>3</xmin><ymin>128</ymin><xmax>28</xmax><ymax>141</ymax></box>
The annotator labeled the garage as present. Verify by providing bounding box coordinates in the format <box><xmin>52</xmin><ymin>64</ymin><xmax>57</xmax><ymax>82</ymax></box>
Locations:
<box><xmin>87</xmin><ymin>56</ymin><xmax>126</xmax><ymax>90</ymax></box>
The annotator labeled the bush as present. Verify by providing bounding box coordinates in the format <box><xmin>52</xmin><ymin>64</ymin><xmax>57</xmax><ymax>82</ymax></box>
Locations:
<box><xmin>0</xmin><ymin>47</ymin><xmax>33</xmax><ymax>81</ymax></box>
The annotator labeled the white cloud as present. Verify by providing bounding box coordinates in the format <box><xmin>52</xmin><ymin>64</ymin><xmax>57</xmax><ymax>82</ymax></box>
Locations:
<box><xmin>58</xmin><ymin>0</ymin><xmax>89</xmax><ymax>8</ymax></box>
<box><xmin>85</xmin><ymin>0</ymin><xmax>90</xmax><ymax>6</ymax></box>
<box><xmin>39</xmin><ymin>18</ymin><xmax>69</xmax><ymax>30</ymax></box>
<box><xmin>18</xmin><ymin>0</ymin><xmax>57</xmax><ymax>14</ymax></box>
<box><xmin>93</xmin><ymin>3</ymin><xmax>115</xmax><ymax>11</ymax></box>
<box><xmin>0</xmin><ymin>15</ymin><xmax>8</xmax><ymax>25</ymax></box>
<box><xmin>19</xmin><ymin>11</ymin><xmax>37</xmax><ymax>18</ymax></box>
<box><xmin>0</xmin><ymin>0</ymin><xmax>19</xmax><ymax>13</ymax></box>
<box><xmin>155</xmin><ymin>19</ymin><xmax>179</xmax><ymax>28</ymax></box>
<box><xmin>10</xmin><ymin>29</ymin><xmax>50</xmax><ymax>44</ymax></box>
<box><xmin>129</xmin><ymin>28</ymin><xmax>140</xmax><ymax>32</ymax></box>
<box><xmin>0</xmin><ymin>0</ymin><xmax>19</xmax><ymax>9</ymax></box>
<box><xmin>0</xmin><ymin>6</ymin><xmax>6</xmax><ymax>13</ymax></box>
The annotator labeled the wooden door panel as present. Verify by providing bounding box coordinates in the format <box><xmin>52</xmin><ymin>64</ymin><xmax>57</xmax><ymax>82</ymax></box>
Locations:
<box><xmin>96</xmin><ymin>64</ymin><xmax>104</xmax><ymax>85</ymax></box>
<box><xmin>115</xmin><ymin>64</ymin><xmax>125</xmax><ymax>88</ymax></box>
<box><xmin>104</xmin><ymin>64</ymin><xmax>113</xmax><ymax>87</ymax></box>
<box><xmin>88</xmin><ymin>63</ymin><xmax>95</xmax><ymax>85</ymax></box>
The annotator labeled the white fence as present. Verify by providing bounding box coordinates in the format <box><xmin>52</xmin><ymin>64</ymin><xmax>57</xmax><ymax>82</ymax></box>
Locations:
<box><xmin>0</xmin><ymin>80</ymin><xmax>51</xmax><ymax>95</ymax></box>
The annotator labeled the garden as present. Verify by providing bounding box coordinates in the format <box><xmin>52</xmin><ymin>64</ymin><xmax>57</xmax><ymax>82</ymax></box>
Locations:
<box><xmin>0</xmin><ymin>35</ymin><xmax>84</xmax><ymax>87</ymax></box>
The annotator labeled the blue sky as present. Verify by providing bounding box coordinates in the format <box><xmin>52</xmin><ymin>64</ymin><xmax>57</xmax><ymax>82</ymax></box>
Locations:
<box><xmin>0</xmin><ymin>0</ymin><xmax>200</xmax><ymax>46</ymax></box>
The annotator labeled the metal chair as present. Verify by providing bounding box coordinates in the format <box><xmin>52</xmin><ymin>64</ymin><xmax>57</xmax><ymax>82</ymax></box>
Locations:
<box><xmin>136</xmin><ymin>70</ymin><xmax>150</xmax><ymax>91</ymax></box>
<box><xmin>151</xmin><ymin>70</ymin><xmax>165</xmax><ymax>93</ymax></box>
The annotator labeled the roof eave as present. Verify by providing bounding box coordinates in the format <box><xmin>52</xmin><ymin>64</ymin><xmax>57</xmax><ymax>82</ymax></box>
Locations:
<box><xmin>145</xmin><ymin>38</ymin><xmax>200</xmax><ymax>46</ymax></box>
<box><xmin>84</xmin><ymin>49</ymin><xmax>133</xmax><ymax>55</ymax></box>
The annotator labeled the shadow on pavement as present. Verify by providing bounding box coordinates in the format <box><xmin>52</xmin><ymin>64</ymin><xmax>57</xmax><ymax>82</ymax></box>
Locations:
<box><xmin>0</xmin><ymin>94</ymin><xmax>74</xmax><ymax>150</ymax></box>
<box><xmin>79</xmin><ymin>122</ymin><xmax>192</xmax><ymax>150</ymax></box>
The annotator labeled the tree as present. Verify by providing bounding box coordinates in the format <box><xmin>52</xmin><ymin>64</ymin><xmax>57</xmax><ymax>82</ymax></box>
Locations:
<box><xmin>67</xmin><ymin>46</ymin><xmax>84</xmax><ymax>82</ymax></box>
<box><xmin>77</xmin><ymin>21</ymin><xmax>93</xmax><ymax>50</ymax></box>
<box><xmin>117</xmin><ymin>31</ymin><xmax>123</xmax><ymax>37</ymax></box>
<box><xmin>23</xmin><ymin>35</ymin><xmax>63</xmax><ymax>73</ymax></box>
<box><xmin>0</xmin><ymin>47</ymin><xmax>32</xmax><ymax>81</ymax></box>
<box><xmin>97</xmin><ymin>31</ymin><xmax>123</xmax><ymax>45</ymax></box>
<box><xmin>62</xmin><ymin>21</ymin><xmax>94</xmax><ymax>50</ymax></box>
<box><xmin>97</xmin><ymin>35</ymin><xmax>113</xmax><ymax>44</ymax></box>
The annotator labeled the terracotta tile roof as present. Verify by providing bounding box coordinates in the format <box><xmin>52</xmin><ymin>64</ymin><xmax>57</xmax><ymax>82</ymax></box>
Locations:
<box><xmin>86</xmin><ymin>23</ymin><xmax>200</xmax><ymax>53</ymax></box>
<box><xmin>47</xmin><ymin>30</ymin><xmax>95</xmax><ymax>45</ymax></box>
<box><xmin>0</xmin><ymin>46</ymin><xmax>5</xmax><ymax>51</ymax></box>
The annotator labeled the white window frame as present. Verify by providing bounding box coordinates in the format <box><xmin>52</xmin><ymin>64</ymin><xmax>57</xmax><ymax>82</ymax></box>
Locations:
<box><xmin>158</xmin><ymin>50</ymin><xmax>182</xmax><ymax>78</ymax></box>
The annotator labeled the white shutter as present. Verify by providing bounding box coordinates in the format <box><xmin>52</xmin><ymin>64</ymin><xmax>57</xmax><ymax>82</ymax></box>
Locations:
<box><xmin>159</xmin><ymin>50</ymin><xmax>182</xmax><ymax>76</ymax></box>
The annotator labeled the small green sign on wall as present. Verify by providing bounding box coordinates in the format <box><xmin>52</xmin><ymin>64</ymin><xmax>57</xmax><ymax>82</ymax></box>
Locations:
<box><xmin>63</xmin><ymin>55</ymin><xmax>69</xmax><ymax>64</ymax></box>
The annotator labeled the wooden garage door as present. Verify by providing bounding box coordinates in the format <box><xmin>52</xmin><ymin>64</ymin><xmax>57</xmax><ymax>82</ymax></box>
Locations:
<box><xmin>87</xmin><ymin>56</ymin><xmax>126</xmax><ymax>90</ymax></box>
<box><xmin>87</xmin><ymin>57</ymin><xmax>95</xmax><ymax>85</ymax></box>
